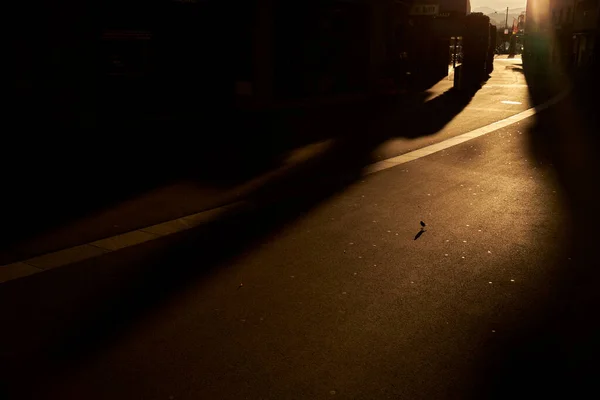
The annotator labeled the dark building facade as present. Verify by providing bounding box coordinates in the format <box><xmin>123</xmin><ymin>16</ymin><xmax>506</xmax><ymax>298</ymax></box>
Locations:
<box><xmin>245</xmin><ymin>0</ymin><xmax>399</xmax><ymax>109</ymax></box>
<box><xmin>572</xmin><ymin>0</ymin><xmax>599</xmax><ymax>67</ymax></box>
<box><xmin>13</xmin><ymin>0</ymin><xmax>494</xmax><ymax>126</ymax></box>
<box><xmin>526</xmin><ymin>0</ymin><xmax>599</xmax><ymax>72</ymax></box>
<box><xmin>396</xmin><ymin>0</ymin><xmax>474</xmax><ymax>87</ymax></box>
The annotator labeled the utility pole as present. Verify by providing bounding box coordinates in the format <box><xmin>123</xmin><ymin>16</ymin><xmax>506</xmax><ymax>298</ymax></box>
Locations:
<box><xmin>453</xmin><ymin>37</ymin><xmax>458</xmax><ymax>68</ymax></box>
<box><xmin>505</xmin><ymin>7</ymin><xmax>509</xmax><ymax>52</ymax></box>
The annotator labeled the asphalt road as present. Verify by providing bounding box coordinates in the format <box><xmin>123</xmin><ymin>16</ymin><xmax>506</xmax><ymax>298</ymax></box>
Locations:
<box><xmin>373</xmin><ymin>56</ymin><xmax>530</xmax><ymax>160</ymax></box>
<box><xmin>3</xmin><ymin>98</ymin><xmax>597</xmax><ymax>399</ymax></box>
<box><xmin>3</xmin><ymin>57</ymin><xmax>533</xmax><ymax>265</ymax></box>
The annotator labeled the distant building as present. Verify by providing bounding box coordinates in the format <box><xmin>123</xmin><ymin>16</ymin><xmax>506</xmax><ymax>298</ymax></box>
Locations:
<box><xmin>410</xmin><ymin>0</ymin><xmax>470</xmax><ymax>15</ymax></box>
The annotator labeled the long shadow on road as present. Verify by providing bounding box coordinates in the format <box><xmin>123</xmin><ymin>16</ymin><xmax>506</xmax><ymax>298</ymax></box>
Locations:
<box><xmin>1</xmin><ymin>85</ymin><xmax>481</xmax><ymax>398</ymax></box>
<box><xmin>2</xmin><ymin>84</ymin><xmax>475</xmax><ymax>262</ymax></box>
<box><xmin>470</xmin><ymin>66</ymin><xmax>600</xmax><ymax>399</ymax></box>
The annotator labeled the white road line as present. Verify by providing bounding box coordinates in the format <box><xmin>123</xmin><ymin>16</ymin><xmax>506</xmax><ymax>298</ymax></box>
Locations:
<box><xmin>0</xmin><ymin>202</ymin><xmax>243</xmax><ymax>283</ymax></box>
<box><xmin>482</xmin><ymin>84</ymin><xmax>529</xmax><ymax>87</ymax></box>
<box><xmin>363</xmin><ymin>93</ymin><xmax>565</xmax><ymax>175</ymax></box>
<box><xmin>464</xmin><ymin>107</ymin><xmax>526</xmax><ymax>112</ymax></box>
<box><xmin>0</xmin><ymin>92</ymin><xmax>566</xmax><ymax>283</ymax></box>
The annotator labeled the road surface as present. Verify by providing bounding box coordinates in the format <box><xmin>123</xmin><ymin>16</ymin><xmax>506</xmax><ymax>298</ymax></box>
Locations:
<box><xmin>2</xmin><ymin>57</ymin><xmax>533</xmax><ymax>266</ymax></box>
<box><xmin>3</xmin><ymin>79</ymin><xmax>597</xmax><ymax>399</ymax></box>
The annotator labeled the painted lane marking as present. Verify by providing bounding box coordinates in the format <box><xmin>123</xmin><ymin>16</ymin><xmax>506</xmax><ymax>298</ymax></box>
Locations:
<box><xmin>363</xmin><ymin>92</ymin><xmax>566</xmax><ymax>175</ymax></box>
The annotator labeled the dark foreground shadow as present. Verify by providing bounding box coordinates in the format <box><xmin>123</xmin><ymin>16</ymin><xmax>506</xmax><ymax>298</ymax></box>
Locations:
<box><xmin>469</xmin><ymin>64</ymin><xmax>600</xmax><ymax>399</ymax></box>
<box><xmin>2</xmin><ymin>81</ymin><xmax>478</xmax><ymax>259</ymax></box>
<box><xmin>0</xmin><ymin>83</ymin><xmax>481</xmax><ymax>398</ymax></box>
